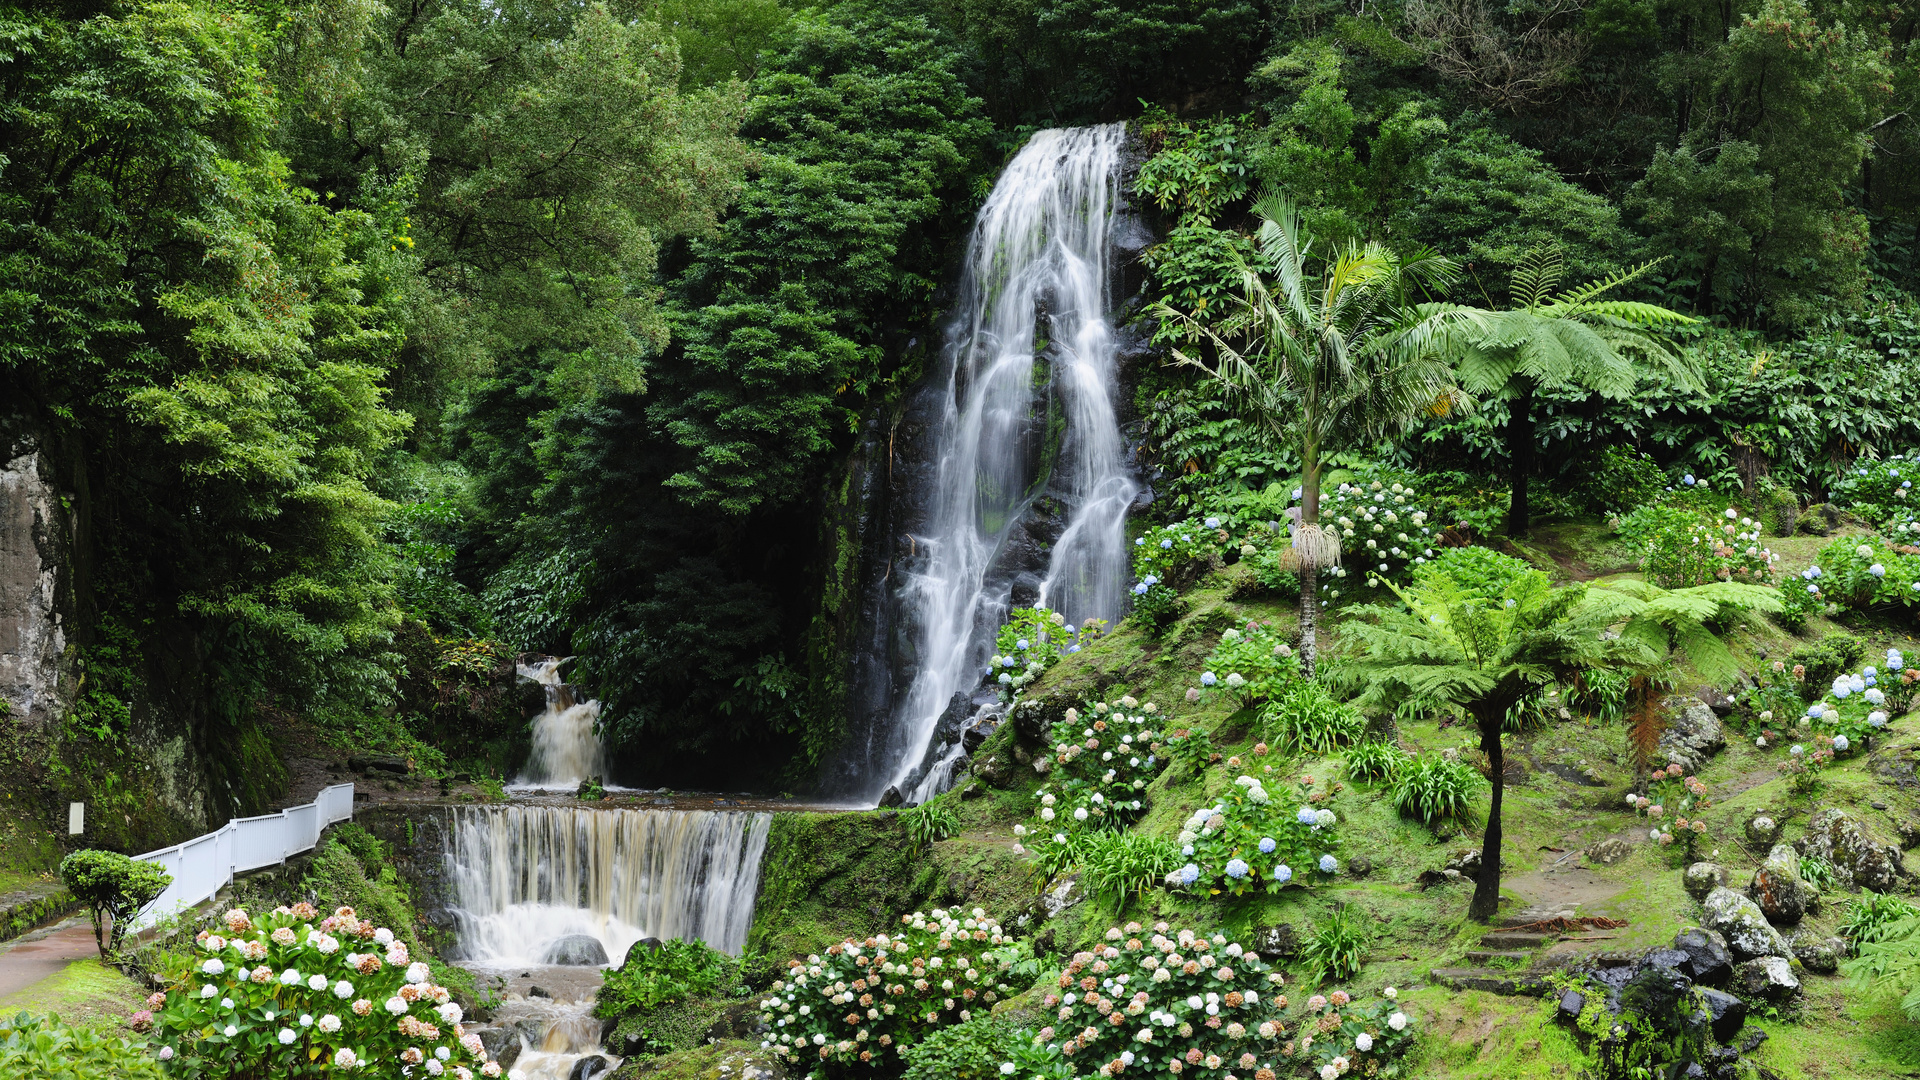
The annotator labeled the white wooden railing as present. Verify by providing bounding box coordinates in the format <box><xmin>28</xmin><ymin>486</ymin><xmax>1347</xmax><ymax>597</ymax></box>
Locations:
<box><xmin>130</xmin><ymin>783</ymin><xmax>355</xmax><ymax>930</ymax></box>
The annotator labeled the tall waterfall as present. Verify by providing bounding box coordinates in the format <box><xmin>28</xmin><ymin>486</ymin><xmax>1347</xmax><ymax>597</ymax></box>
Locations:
<box><xmin>857</xmin><ymin>124</ymin><xmax>1139</xmax><ymax>804</ymax></box>
<box><xmin>441</xmin><ymin>805</ymin><xmax>771</xmax><ymax>963</ymax></box>
<box><xmin>515</xmin><ymin>658</ymin><xmax>605</xmax><ymax>789</ymax></box>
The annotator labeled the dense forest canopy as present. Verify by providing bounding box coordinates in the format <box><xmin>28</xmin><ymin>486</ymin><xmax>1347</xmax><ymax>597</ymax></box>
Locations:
<box><xmin>10</xmin><ymin>0</ymin><xmax>1920</xmax><ymax>803</ymax></box>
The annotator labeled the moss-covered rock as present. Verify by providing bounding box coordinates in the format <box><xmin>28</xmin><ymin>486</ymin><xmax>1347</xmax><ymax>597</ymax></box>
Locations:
<box><xmin>610</xmin><ymin>1039</ymin><xmax>784</xmax><ymax>1080</ymax></box>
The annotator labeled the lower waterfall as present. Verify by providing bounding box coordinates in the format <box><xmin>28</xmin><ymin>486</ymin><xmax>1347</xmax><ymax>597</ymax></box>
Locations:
<box><xmin>442</xmin><ymin>805</ymin><xmax>772</xmax><ymax>963</ymax></box>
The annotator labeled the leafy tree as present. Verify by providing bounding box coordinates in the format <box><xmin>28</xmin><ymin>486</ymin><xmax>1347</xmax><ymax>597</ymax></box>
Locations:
<box><xmin>1451</xmin><ymin>247</ymin><xmax>1698</xmax><ymax>534</ymax></box>
<box><xmin>1154</xmin><ymin>191</ymin><xmax>1474</xmax><ymax>676</ymax></box>
<box><xmin>1346</xmin><ymin>572</ymin><xmax>1656</xmax><ymax>920</ymax></box>
<box><xmin>60</xmin><ymin>850</ymin><xmax>171</xmax><ymax>956</ymax></box>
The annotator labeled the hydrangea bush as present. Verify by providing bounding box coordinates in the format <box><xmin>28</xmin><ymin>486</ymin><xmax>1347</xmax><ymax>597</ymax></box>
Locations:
<box><xmin>1025</xmin><ymin>921</ymin><xmax>1418</xmax><ymax>1079</ymax></box>
<box><xmin>1014</xmin><ymin>698</ymin><xmax>1169</xmax><ymax>868</ymax></box>
<box><xmin>1772</xmin><ymin>647</ymin><xmax>1915</xmax><ymax>754</ymax></box>
<box><xmin>1133</xmin><ymin>520</ymin><xmax>1228</xmax><ymax>586</ymax></box>
<box><xmin>1198</xmin><ymin>621</ymin><xmax>1300</xmax><ymax>707</ymax></box>
<box><xmin>991</xmin><ymin>606</ymin><xmax>1107</xmax><ymax>700</ymax></box>
<box><xmin>758</xmin><ymin>908</ymin><xmax>1018</xmax><ymax>1077</ymax></box>
<box><xmin>148</xmin><ymin>905</ymin><xmax>498</xmax><ymax>1079</ymax></box>
<box><xmin>1830</xmin><ymin>453</ymin><xmax>1920</xmax><ymax>536</ymax></box>
<box><xmin>1165</xmin><ymin>773</ymin><xmax>1343</xmax><ymax>896</ymax></box>
<box><xmin>1315</xmin><ymin>478</ymin><xmax>1440</xmax><ymax>604</ymax></box>
<box><xmin>1810</xmin><ymin>537</ymin><xmax>1920</xmax><ymax>614</ymax></box>
<box><xmin>1617</xmin><ymin>505</ymin><xmax>1784</xmax><ymax>589</ymax></box>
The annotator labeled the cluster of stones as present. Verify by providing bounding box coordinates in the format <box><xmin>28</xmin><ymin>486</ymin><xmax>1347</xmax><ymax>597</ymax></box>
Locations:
<box><xmin>1554</xmin><ymin>927</ymin><xmax>1763</xmax><ymax>1074</ymax></box>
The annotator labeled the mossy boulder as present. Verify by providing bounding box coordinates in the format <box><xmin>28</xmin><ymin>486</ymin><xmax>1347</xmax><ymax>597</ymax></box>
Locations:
<box><xmin>611</xmin><ymin>1040</ymin><xmax>784</xmax><ymax>1080</ymax></box>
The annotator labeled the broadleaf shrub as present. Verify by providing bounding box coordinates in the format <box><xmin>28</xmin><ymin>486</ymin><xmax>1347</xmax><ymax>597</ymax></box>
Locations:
<box><xmin>1830</xmin><ymin>452</ymin><xmax>1920</xmax><ymax>536</ymax></box>
<box><xmin>1013</xmin><ymin>698</ymin><xmax>1168</xmax><ymax>867</ymax></box>
<box><xmin>990</xmin><ymin>606</ymin><xmax>1105</xmax><ymax>699</ymax></box>
<box><xmin>1410</xmin><ymin>546</ymin><xmax>1531</xmax><ymax>599</ymax></box>
<box><xmin>1808</xmin><ymin>536</ymin><xmax>1920</xmax><ymax>614</ymax></box>
<box><xmin>1259</xmin><ymin>682</ymin><xmax>1365</xmax><ymax>755</ymax></box>
<box><xmin>1027</xmin><ymin>920</ymin><xmax>1419</xmax><ymax>1078</ymax></box>
<box><xmin>595</xmin><ymin>938</ymin><xmax>736</xmax><ymax>1018</ymax></box>
<box><xmin>150</xmin><ymin>905</ymin><xmax>499</xmax><ymax>1078</ymax></box>
<box><xmin>1165</xmin><ymin>773</ymin><xmax>1344</xmax><ymax>896</ymax></box>
<box><xmin>758</xmin><ymin>908</ymin><xmax>1018</xmax><ymax>1075</ymax></box>
<box><xmin>60</xmin><ymin>849</ymin><xmax>171</xmax><ymax>956</ymax></box>
<box><xmin>0</xmin><ymin>1012</ymin><xmax>165</xmax><ymax>1078</ymax></box>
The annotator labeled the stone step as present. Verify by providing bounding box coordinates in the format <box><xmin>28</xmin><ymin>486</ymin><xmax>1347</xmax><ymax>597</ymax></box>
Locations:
<box><xmin>1432</xmin><ymin>967</ymin><xmax>1551</xmax><ymax>997</ymax></box>
<box><xmin>1482</xmin><ymin>931</ymin><xmax>1553</xmax><ymax>949</ymax></box>
<box><xmin>1499</xmin><ymin>906</ymin><xmax>1576</xmax><ymax>928</ymax></box>
<box><xmin>1466</xmin><ymin>949</ymin><xmax>1535</xmax><ymax>965</ymax></box>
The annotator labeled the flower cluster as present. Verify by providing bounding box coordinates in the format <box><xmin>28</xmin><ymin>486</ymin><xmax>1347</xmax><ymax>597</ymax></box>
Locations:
<box><xmin>1133</xmin><ymin>520</ymin><xmax>1228</xmax><ymax>586</ymax></box>
<box><xmin>1810</xmin><ymin>536</ymin><xmax>1920</xmax><ymax>613</ymax></box>
<box><xmin>1025</xmin><ymin>922</ymin><xmax>1418</xmax><ymax>1080</ymax></box>
<box><xmin>1197</xmin><ymin>621</ymin><xmax>1300</xmax><ymax>707</ymax></box>
<box><xmin>1016</xmin><ymin>699</ymin><xmax>1169</xmax><ymax>864</ymax></box>
<box><xmin>1830</xmin><ymin>453</ymin><xmax>1920</xmax><ymax>536</ymax></box>
<box><xmin>990</xmin><ymin>606</ymin><xmax>1107</xmax><ymax>700</ymax></box>
<box><xmin>1314</xmin><ymin>479</ymin><xmax>1439</xmax><ymax>602</ymax></box>
<box><xmin>1620</xmin><ymin>505</ymin><xmax>1783</xmax><ymax>590</ymax></box>
<box><xmin>759</xmin><ymin>908</ymin><xmax>1017</xmax><ymax>1078</ymax></box>
<box><xmin>148</xmin><ymin>905</ymin><xmax>496</xmax><ymax>1078</ymax></box>
<box><xmin>1166</xmin><ymin>775</ymin><xmax>1342</xmax><ymax>896</ymax></box>
<box><xmin>1783</xmin><ymin>738</ymin><xmax>1836</xmax><ymax>796</ymax></box>
<box><xmin>1783</xmin><ymin>650</ymin><xmax>1912</xmax><ymax>754</ymax></box>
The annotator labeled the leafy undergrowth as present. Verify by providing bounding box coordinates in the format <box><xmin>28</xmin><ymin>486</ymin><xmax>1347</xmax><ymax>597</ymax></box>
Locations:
<box><xmin>966</xmin><ymin>552</ymin><xmax>1920</xmax><ymax>1074</ymax></box>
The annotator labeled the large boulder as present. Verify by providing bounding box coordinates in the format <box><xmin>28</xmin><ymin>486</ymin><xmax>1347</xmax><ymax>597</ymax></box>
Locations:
<box><xmin>541</xmin><ymin>935</ymin><xmax>610</xmax><ymax>966</ymax></box>
<box><xmin>1657</xmin><ymin>698</ymin><xmax>1725</xmax><ymax>772</ymax></box>
<box><xmin>1796</xmin><ymin>809</ymin><xmax>1905</xmax><ymax>892</ymax></box>
<box><xmin>1749</xmin><ymin>846</ymin><xmax>1809</xmax><ymax>926</ymax></box>
<box><xmin>1787</xmin><ymin>932</ymin><xmax>1844</xmax><ymax>975</ymax></box>
<box><xmin>1684</xmin><ymin>862</ymin><xmax>1727</xmax><ymax>901</ymax></box>
<box><xmin>1731</xmin><ymin>956</ymin><xmax>1802</xmax><ymax>1006</ymax></box>
<box><xmin>1697</xmin><ymin>987</ymin><xmax>1748</xmax><ymax>1043</ymax></box>
<box><xmin>1701</xmin><ymin>887</ymin><xmax>1791</xmax><ymax>961</ymax></box>
<box><xmin>1672</xmin><ymin>927</ymin><xmax>1734</xmax><ymax>988</ymax></box>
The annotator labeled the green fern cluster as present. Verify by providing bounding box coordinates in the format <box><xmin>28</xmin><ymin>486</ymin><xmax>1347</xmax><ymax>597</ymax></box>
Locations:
<box><xmin>1299</xmin><ymin>906</ymin><xmax>1371</xmax><ymax>981</ymax></box>
<box><xmin>904</xmin><ymin>797</ymin><xmax>960</xmax><ymax>852</ymax></box>
<box><xmin>1343</xmin><ymin>739</ymin><xmax>1408</xmax><ymax>783</ymax></box>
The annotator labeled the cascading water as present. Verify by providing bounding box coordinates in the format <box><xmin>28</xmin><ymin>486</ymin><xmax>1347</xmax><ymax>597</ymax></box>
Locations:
<box><xmin>442</xmin><ymin>806</ymin><xmax>772</xmax><ymax>1080</ymax></box>
<box><xmin>849</xmin><ymin>124</ymin><xmax>1140</xmax><ymax>804</ymax></box>
<box><xmin>442</xmin><ymin>805</ymin><xmax>771</xmax><ymax>963</ymax></box>
<box><xmin>515</xmin><ymin>658</ymin><xmax>605</xmax><ymax>790</ymax></box>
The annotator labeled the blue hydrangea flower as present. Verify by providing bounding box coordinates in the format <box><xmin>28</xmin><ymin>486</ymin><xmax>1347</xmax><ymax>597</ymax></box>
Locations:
<box><xmin>1836</xmin><ymin>685</ymin><xmax>1853</xmax><ymax>699</ymax></box>
<box><xmin>1258</xmin><ymin>837</ymin><xmax>1277</xmax><ymax>854</ymax></box>
<box><xmin>1178</xmin><ymin>864</ymin><xmax>1200</xmax><ymax>886</ymax></box>
<box><xmin>1143</xmin><ymin>575</ymin><xmax>1159</xmax><ymax>586</ymax></box>
<box><xmin>1200</xmin><ymin>672</ymin><xmax>1217</xmax><ymax>687</ymax></box>
<box><xmin>1068</xmin><ymin>645</ymin><xmax>1081</xmax><ymax>654</ymax></box>
<box><xmin>1016</xmin><ymin>638</ymin><xmax>1030</xmax><ymax>650</ymax></box>
<box><xmin>1002</xmin><ymin>656</ymin><xmax>1016</xmax><ymax>668</ymax></box>
<box><xmin>1205</xmin><ymin>517</ymin><xmax>1221</xmax><ymax>528</ymax></box>
<box><xmin>998</xmin><ymin>673</ymin><xmax>1013</xmax><ymax>685</ymax></box>
<box><xmin>1319</xmin><ymin>854</ymin><xmax>1338</xmax><ymax>874</ymax></box>
<box><xmin>1684</xmin><ymin>474</ymin><xmax>1696</xmax><ymax>485</ymax></box>
<box><xmin>1808</xmin><ymin>704</ymin><xmax>1823</xmax><ymax>719</ymax></box>
<box><xmin>1133</xmin><ymin>582</ymin><xmax>1149</xmax><ymax>596</ymax></box>
<box><xmin>1224</xmin><ymin>859</ymin><xmax>1249</xmax><ymax>879</ymax></box>
<box><xmin>1834</xmin><ymin>734</ymin><xmax>1850</xmax><ymax>752</ymax></box>
<box><xmin>1272</xmin><ymin>864</ymin><xmax>1292</xmax><ymax>884</ymax></box>
<box><xmin>1160</xmin><ymin>538</ymin><xmax>1173</xmax><ymax>550</ymax></box>
<box><xmin>1296</xmin><ymin>807</ymin><xmax>1317</xmax><ymax>825</ymax></box>
<box><xmin>1810</xmin><ymin>566</ymin><xmax>1823</xmax><ymax>579</ymax></box>
<box><xmin>1135</xmin><ymin>537</ymin><xmax>1145</xmax><ymax>546</ymax></box>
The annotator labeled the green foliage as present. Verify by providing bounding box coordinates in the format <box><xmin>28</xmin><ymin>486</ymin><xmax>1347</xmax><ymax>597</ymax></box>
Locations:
<box><xmin>1845</xmin><ymin>905</ymin><xmax>1920</xmax><ymax>1018</ymax></box>
<box><xmin>58</xmin><ymin>850</ymin><xmax>170</xmax><ymax>957</ymax></box>
<box><xmin>1830</xmin><ymin>453</ymin><xmax>1920</xmax><ymax>536</ymax></box>
<box><xmin>1077</xmin><ymin>831</ymin><xmax>1181</xmax><ymax>911</ymax></box>
<box><xmin>1259</xmin><ymin>681</ymin><xmax>1366</xmax><ymax>756</ymax></box>
<box><xmin>1841</xmin><ymin>892</ymin><xmax>1920</xmax><ymax>948</ymax></box>
<box><xmin>0</xmin><ymin>1012</ymin><xmax>165</xmax><ymax>1080</ymax></box>
<box><xmin>1314</xmin><ymin>473</ymin><xmax>1447</xmax><ymax>601</ymax></box>
<box><xmin>1135</xmin><ymin>109</ymin><xmax>1254</xmax><ymax>225</ymax></box>
<box><xmin>904</xmin><ymin>797</ymin><xmax>961</xmax><ymax>852</ymax></box>
<box><xmin>297</xmin><ymin>831</ymin><xmax>420</xmax><ymax>950</ymax></box>
<box><xmin>1799</xmin><ymin>856</ymin><xmax>1837</xmax><ymax>892</ymax></box>
<box><xmin>1578</xmin><ymin>447</ymin><xmax>1668</xmax><ymax>517</ymax></box>
<box><xmin>1169</xmin><ymin>773</ymin><xmax>1344</xmax><ymax>896</ymax></box>
<box><xmin>1390</xmin><ymin>755</ymin><xmax>1487</xmax><ymax>826</ymax></box>
<box><xmin>1127</xmin><ymin>583</ymin><xmax>1188</xmax><ymax>637</ymax></box>
<box><xmin>595</xmin><ymin>939</ymin><xmax>739</xmax><ymax>1020</ymax></box>
<box><xmin>1201</xmin><ymin>620</ymin><xmax>1300</xmax><ymax>705</ymax></box>
<box><xmin>1131</xmin><ymin>520</ymin><xmax>1223</xmax><ymax>585</ymax></box>
<box><xmin>899</xmin><ymin>1013</ymin><xmax>1032</xmax><ymax>1080</ymax></box>
<box><xmin>991</xmin><ymin>606</ymin><xmax>1103</xmax><ymax>699</ymax></box>
<box><xmin>759</xmin><ymin>908</ymin><xmax>1017</xmax><ymax>1075</ymax></box>
<box><xmin>1616</xmin><ymin>505</ymin><xmax>1786</xmax><ymax>591</ymax></box>
<box><xmin>1300</xmin><ymin>905</ymin><xmax>1371</xmax><ymax>982</ymax></box>
<box><xmin>1343</xmin><ymin>739</ymin><xmax>1409</xmax><ymax>783</ymax></box>
<box><xmin>1811</xmin><ymin>535</ymin><xmax>1920</xmax><ymax>614</ymax></box>
<box><xmin>1411</xmin><ymin>546</ymin><xmax>1532</xmax><ymax>599</ymax></box>
<box><xmin>1018</xmin><ymin>699</ymin><xmax>1168</xmax><ymax>868</ymax></box>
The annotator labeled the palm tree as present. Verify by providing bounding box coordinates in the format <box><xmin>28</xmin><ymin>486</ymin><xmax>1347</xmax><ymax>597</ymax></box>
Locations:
<box><xmin>1454</xmin><ymin>248</ymin><xmax>1700</xmax><ymax>536</ymax></box>
<box><xmin>1153</xmin><ymin>191</ymin><xmax>1477</xmax><ymax>677</ymax></box>
<box><xmin>1345</xmin><ymin>570</ymin><xmax>1657</xmax><ymax>921</ymax></box>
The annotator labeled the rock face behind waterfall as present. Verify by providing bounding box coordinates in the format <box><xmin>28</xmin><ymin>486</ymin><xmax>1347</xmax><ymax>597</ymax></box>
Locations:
<box><xmin>820</xmin><ymin>124</ymin><xmax>1157</xmax><ymax>805</ymax></box>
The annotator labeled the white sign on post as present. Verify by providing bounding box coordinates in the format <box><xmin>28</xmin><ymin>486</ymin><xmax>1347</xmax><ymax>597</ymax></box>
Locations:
<box><xmin>68</xmin><ymin>801</ymin><xmax>84</xmax><ymax>835</ymax></box>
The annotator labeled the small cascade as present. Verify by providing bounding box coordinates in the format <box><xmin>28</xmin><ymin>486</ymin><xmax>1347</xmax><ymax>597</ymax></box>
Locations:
<box><xmin>516</xmin><ymin>657</ymin><xmax>606</xmax><ymax>790</ymax></box>
<box><xmin>836</xmin><ymin>124</ymin><xmax>1140</xmax><ymax>804</ymax></box>
<box><xmin>441</xmin><ymin>805</ymin><xmax>772</xmax><ymax>963</ymax></box>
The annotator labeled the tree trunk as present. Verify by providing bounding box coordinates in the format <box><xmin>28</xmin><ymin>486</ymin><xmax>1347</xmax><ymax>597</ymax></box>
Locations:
<box><xmin>1299</xmin><ymin>564</ymin><xmax>1317</xmax><ymax>679</ymax></box>
<box><xmin>1468</xmin><ymin>714</ymin><xmax>1505</xmax><ymax>921</ymax></box>
<box><xmin>1505</xmin><ymin>385</ymin><xmax>1536</xmax><ymax>537</ymax></box>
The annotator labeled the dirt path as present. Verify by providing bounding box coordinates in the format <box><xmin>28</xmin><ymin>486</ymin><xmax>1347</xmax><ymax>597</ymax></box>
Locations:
<box><xmin>0</xmin><ymin>917</ymin><xmax>99</xmax><ymax>1001</ymax></box>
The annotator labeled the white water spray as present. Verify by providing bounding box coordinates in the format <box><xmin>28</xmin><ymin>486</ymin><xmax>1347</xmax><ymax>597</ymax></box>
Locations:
<box><xmin>516</xmin><ymin>658</ymin><xmax>605</xmax><ymax>789</ymax></box>
<box><xmin>871</xmin><ymin>124</ymin><xmax>1138</xmax><ymax>804</ymax></box>
<box><xmin>441</xmin><ymin>805</ymin><xmax>771</xmax><ymax>964</ymax></box>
